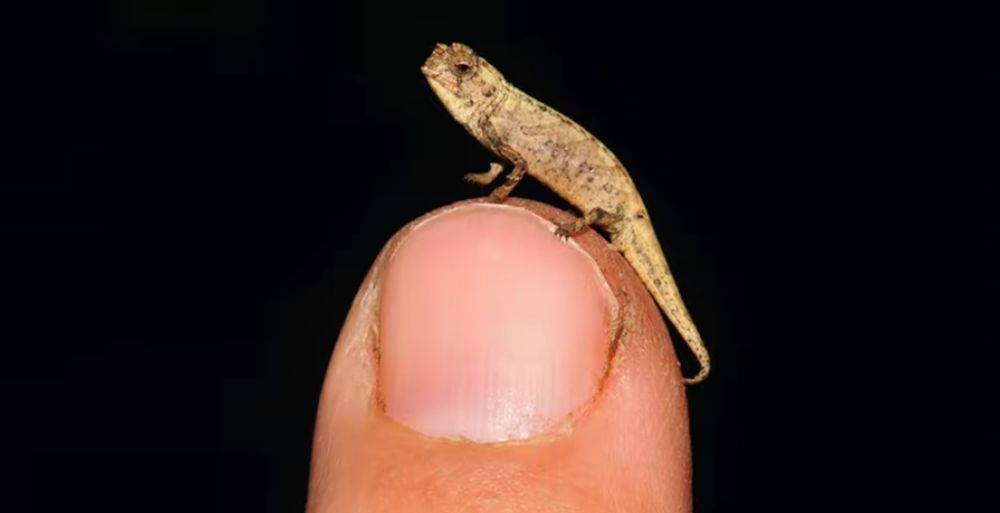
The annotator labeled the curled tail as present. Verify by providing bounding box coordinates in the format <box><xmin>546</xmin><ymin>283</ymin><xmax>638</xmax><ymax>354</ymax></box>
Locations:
<box><xmin>617</xmin><ymin>222</ymin><xmax>711</xmax><ymax>385</ymax></box>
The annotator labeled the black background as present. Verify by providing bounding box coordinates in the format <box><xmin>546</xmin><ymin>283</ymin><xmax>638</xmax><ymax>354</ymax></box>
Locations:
<box><xmin>4</xmin><ymin>2</ymin><xmax>991</xmax><ymax>512</ymax></box>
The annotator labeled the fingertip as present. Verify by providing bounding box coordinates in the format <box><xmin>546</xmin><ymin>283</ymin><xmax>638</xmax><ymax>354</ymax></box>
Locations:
<box><xmin>310</xmin><ymin>199</ymin><xmax>692</xmax><ymax>513</ymax></box>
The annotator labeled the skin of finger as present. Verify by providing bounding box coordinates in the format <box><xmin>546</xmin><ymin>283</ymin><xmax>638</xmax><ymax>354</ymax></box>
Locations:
<box><xmin>307</xmin><ymin>199</ymin><xmax>691</xmax><ymax>513</ymax></box>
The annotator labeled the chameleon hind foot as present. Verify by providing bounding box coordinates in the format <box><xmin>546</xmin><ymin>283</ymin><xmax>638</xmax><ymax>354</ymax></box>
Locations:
<box><xmin>554</xmin><ymin>208</ymin><xmax>623</xmax><ymax>239</ymax></box>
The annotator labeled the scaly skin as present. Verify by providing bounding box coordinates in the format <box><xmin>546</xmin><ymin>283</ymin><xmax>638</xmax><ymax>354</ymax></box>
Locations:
<box><xmin>421</xmin><ymin>43</ymin><xmax>710</xmax><ymax>384</ymax></box>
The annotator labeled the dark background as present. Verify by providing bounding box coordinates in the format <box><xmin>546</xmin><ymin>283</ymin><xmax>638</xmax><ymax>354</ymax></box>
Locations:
<box><xmin>4</xmin><ymin>2</ymin><xmax>991</xmax><ymax>512</ymax></box>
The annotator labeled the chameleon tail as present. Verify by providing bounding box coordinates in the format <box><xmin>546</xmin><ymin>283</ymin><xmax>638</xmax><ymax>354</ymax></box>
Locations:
<box><xmin>618</xmin><ymin>223</ymin><xmax>711</xmax><ymax>385</ymax></box>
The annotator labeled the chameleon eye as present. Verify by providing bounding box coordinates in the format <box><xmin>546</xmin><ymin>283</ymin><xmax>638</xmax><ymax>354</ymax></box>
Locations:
<box><xmin>453</xmin><ymin>61</ymin><xmax>474</xmax><ymax>76</ymax></box>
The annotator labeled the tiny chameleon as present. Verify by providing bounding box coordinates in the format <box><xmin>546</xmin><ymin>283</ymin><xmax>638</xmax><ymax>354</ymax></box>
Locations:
<box><xmin>422</xmin><ymin>43</ymin><xmax>711</xmax><ymax>384</ymax></box>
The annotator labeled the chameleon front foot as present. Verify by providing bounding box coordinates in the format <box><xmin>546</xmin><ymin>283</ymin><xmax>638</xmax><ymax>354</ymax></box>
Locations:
<box><xmin>487</xmin><ymin>188</ymin><xmax>508</xmax><ymax>203</ymax></box>
<box><xmin>463</xmin><ymin>162</ymin><xmax>504</xmax><ymax>185</ymax></box>
<box><xmin>486</xmin><ymin>162</ymin><xmax>526</xmax><ymax>203</ymax></box>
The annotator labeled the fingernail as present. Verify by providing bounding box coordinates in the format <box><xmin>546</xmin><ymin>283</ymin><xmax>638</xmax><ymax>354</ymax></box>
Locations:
<box><xmin>378</xmin><ymin>205</ymin><xmax>613</xmax><ymax>442</ymax></box>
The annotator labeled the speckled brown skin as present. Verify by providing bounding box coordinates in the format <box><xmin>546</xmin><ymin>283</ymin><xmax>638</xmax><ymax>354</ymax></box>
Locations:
<box><xmin>422</xmin><ymin>43</ymin><xmax>710</xmax><ymax>384</ymax></box>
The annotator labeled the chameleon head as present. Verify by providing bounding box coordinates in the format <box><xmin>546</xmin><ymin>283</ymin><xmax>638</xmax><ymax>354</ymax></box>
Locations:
<box><xmin>421</xmin><ymin>43</ymin><xmax>506</xmax><ymax>132</ymax></box>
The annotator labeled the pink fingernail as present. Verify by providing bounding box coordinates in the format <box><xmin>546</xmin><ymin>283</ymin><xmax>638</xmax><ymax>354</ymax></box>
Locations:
<box><xmin>378</xmin><ymin>205</ymin><xmax>613</xmax><ymax>442</ymax></box>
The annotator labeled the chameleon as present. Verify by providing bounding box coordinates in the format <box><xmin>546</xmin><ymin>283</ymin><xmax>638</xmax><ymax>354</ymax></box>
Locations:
<box><xmin>421</xmin><ymin>42</ymin><xmax>711</xmax><ymax>384</ymax></box>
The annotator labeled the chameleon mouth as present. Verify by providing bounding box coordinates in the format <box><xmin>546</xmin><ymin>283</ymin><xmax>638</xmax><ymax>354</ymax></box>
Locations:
<box><xmin>421</xmin><ymin>46</ymin><xmax>462</xmax><ymax>97</ymax></box>
<box><xmin>424</xmin><ymin>72</ymin><xmax>461</xmax><ymax>101</ymax></box>
<box><xmin>419</xmin><ymin>65</ymin><xmax>438</xmax><ymax>79</ymax></box>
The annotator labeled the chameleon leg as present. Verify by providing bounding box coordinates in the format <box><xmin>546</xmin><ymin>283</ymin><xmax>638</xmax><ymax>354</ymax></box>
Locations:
<box><xmin>555</xmin><ymin>208</ymin><xmax>623</xmax><ymax>239</ymax></box>
<box><xmin>464</xmin><ymin>162</ymin><xmax>505</xmax><ymax>185</ymax></box>
<box><xmin>487</xmin><ymin>165</ymin><xmax>526</xmax><ymax>202</ymax></box>
<box><xmin>487</xmin><ymin>146</ymin><xmax>528</xmax><ymax>203</ymax></box>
